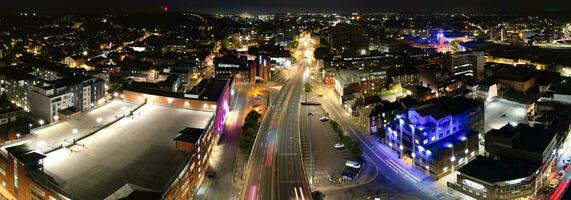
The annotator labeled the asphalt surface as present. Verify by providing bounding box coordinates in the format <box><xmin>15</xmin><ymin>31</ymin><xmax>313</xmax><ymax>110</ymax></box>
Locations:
<box><xmin>197</xmin><ymin>84</ymin><xmax>248</xmax><ymax>200</ymax></box>
<box><xmin>314</xmin><ymin>83</ymin><xmax>444</xmax><ymax>200</ymax></box>
<box><xmin>241</xmin><ymin>57</ymin><xmax>310</xmax><ymax>199</ymax></box>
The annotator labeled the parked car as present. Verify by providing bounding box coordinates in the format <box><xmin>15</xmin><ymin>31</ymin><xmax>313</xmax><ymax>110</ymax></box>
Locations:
<box><xmin>563</xmin><ymin>163</ymin><xmax>569</xmax><ymax>171</ymax></box>
<box><xmin>320</xmin><ymin>116</ymin><xmax>329</xmax><ymax>122</ymax></box>
<box><xmin>346</xmin><ymin>160</ymin><xmax>361</xmax><ymax>169</ymax></box>
<box><xmin>334</xmin><ymin>143</ymin><xmax>345</xmax><ymax>149</ymax></box>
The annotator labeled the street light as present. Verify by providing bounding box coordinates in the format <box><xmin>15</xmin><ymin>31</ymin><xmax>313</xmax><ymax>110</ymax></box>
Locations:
<box><xmin>38</xmin><ymin>119</ymin><xmax>44</xmax><ymax>128</ymax></box>
<box><xmin>72</xmin><ymin>128</ymin><xmax>78</xmax><ymax>142</ymax></box>
<box><xmin>16</xmin><ymin>133</ymin><xmax>20</xmax><ymax>140</ymax></box>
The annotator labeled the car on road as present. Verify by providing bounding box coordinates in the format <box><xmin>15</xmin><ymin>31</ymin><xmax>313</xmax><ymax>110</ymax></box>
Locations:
<box><xmin>207</xmin><ymin>171</ymin><xmax>217</xmax><ymax>179</ymax></box>
<box><xmin>558</xmin><ymin>170</ymin><xmax>566</xmax><ymax>178</ymax></box>
<box><xmin>549</xmin><ymin>179</ymin><xmax>559</xmax><ymax>188</ymax></box>
<box><xmin>564</xmin><ymin>156</ymin><xmax>571</xmax><ymax>164</ymax></box>
<box><xmin>320</xmin><ymin>116</ymin><xmax>329</xmax><ymax>122</ymax></box>
<box><xmin>345</xmin><ymin>160</ymin><xmax>361</xmax><ymax>169</ymax></box>
<box><xmin>564</xmin><ymin>163</ymin><xmax>569</xmax><ymax>171</ymax></box>
<box><xmin>334</xmin><ymin>143</ymin><xmax>344</xmax><ymax>149</ymax></box>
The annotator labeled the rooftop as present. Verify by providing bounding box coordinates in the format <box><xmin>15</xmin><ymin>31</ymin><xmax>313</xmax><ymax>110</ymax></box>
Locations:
<box><xmin>486</xmin><ymin>123</ymin><xmax>556</xmax><ymax>155</ymax></box>
<box><xmin>42</xmin><ymin>105</ymin><xmax>214</xmax><ymax>200</ymax></box>
<box><xmin>494</xmin><ymin>66</ymin><xmax>537</xmax><ymax>83</ymax></box>
<box><xmin>458</xmin><ymin>156</ymin><xmax>540</xmax><ymax>183</ymax></box>
<box><xmin>173</xmin><ymin>127</ymin><xmax>205</xmax><ymax>144</ymax></box>
<box><xmin>414</xmin><ymin>96</ymin><xmax>482</xmax><ymax>120</ymax></box>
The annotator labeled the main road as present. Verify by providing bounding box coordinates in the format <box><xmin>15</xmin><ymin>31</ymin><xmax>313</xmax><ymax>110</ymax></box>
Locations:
<box><xmin>241</xmin><ymin>38</ymin><xmax>311</xmax><ymax>200</ymax></box>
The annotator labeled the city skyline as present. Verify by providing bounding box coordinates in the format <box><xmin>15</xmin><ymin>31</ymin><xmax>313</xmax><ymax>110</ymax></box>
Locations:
<box><xmin>1</xmin><ymin>0</ymin><xmax>571</xmax><ymax>14</ymax></box>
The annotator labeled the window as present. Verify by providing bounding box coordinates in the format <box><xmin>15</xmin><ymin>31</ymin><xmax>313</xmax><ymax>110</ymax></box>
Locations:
<box><xmin>431</xmin><ymin>136</ymin><xmax>436</xmax><ymax>142</ymax></box>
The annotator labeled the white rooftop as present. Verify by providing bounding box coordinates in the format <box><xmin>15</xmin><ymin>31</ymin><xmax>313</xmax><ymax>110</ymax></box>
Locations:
<box><xmin>42</xmin><ymin>105</ymin><xmax>214</xmax><ymax>200</ymax></box>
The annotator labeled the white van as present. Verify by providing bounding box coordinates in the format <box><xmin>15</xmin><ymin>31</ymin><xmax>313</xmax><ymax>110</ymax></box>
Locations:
<box><xmin>549</xmin><ymin>179</ymin><xmax>559</xmax><ymax>188</ymax></box>
<box><xmin>346</xmin><ymin>160</ymin><xmax>361</xmax><ymax>169</ymax></box>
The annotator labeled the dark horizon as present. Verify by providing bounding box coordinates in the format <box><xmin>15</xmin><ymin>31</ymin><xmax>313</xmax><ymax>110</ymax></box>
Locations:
<box><xmin>1</xmin><ymin>0</ymin><xmax>571</xmax><ymax>14</ymax></box>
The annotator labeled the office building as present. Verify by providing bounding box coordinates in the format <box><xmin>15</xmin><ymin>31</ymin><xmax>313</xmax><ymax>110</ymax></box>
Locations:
<box><xmin>443</xmin><ymin>52</ymin><xmax>485</xmax><ymax>79</ymax></box>
<box><xmin>448</xmin><ymin>123</ymin><xmax>558</xmax><ymax>200</ymax></box>
<box><xmin>330</xmin><ymin>23</ymin><xmax>370</xmax><ymax>57</ymax></box>
<box><xmin>385</xmin><ymin>97</ymin><xmax>484</xmax><ymax>179</ymax></box>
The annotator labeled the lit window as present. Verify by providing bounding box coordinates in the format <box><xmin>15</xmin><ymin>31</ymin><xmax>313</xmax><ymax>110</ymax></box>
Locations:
<box><xmin>431</xmin><ymin>136</ymin><xmax>436</xmax><ymax>141</ymax></box>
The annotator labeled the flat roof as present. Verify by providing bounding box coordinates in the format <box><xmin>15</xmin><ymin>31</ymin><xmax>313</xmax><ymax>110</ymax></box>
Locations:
<box><xmin>486</xmin><ymin>123</ymin><xmax>555</xmax><ymax>154</ymax></box>
<box><xmin>458</xmin><ymin>156</ymin><xmax>540</xmax><ymax>183</ymax></box>
<box><xmin>42</xmin><ymin>105</ymin><xmax>214</xmax><ymax>200</ymax></box>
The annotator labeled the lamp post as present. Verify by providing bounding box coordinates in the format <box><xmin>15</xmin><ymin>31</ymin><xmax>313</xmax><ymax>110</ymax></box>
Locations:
<box><xmin>16</xmin><ymin>133</ymin><xmax>20</xmax><ymax>140</ymax></box>
<box><xmin>38</xmin><ymin>120</ymin><xmax>44</xmax><ymax>128</ymax></box>
<box><xmin>448</xmin><ymin>143</ymin><xmax>456</xmax><ymax>172</ymax></box>
<box><xmin>72</xmin><ymin>128</ymin><xmax>78</xmax><ymax>143</ymax></box>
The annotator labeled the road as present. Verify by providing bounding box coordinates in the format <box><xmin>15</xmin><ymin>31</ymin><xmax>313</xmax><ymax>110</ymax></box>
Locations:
<box><xmin>196</xmin><ymin>84</ymin><xmax>248</xmax><ymax>199</ymax></box>
<box><xmin>241</xmin><ymin>36</ymin><xmax>311</xmax><ymax>200</ymax></box>
<box><xmin>312</xmin><ymin>82</ymin><xmax>445</xmax><ymax>200</ymax></box>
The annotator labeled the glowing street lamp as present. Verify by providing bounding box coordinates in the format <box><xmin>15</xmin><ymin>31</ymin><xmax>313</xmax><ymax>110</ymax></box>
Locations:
<box><xmin>38</xmin><ymin>119</ymin><xmax>45</xmax><ymax>128</ymax></box>
<box><xmin>72</xmin><ymin>128</ymin><xmax>79</xmax><ymax>142</ymax></box>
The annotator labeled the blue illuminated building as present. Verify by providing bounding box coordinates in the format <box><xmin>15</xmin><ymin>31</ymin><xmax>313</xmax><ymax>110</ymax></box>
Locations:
<box><xmin>385</xmin><ymin>96</ymin><xmax>484</xmax><ymax>179</ymax></box>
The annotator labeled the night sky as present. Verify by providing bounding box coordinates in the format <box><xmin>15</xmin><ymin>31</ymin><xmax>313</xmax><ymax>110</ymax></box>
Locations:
<box><xmin>1</xmin><ymin>0</ymin><xmax>570</xmax><ymax>14</ymax></box>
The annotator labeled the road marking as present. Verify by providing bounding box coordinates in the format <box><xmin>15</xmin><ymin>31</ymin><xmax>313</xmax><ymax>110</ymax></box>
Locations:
<box><xmin>298</xmin><ymin>187</ymin><xmax>305</xmax><ymax>200</ymax></box>
<box><xmin>294</xmin><ymin>187</ymin><xmax>299</xmax><ymax>200</ymax></box>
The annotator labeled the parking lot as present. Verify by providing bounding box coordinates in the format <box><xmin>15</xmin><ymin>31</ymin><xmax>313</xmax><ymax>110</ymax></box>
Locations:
<box><xmin>484</xmin><ymin>99</ymin><xmax>528</xmax><ymax>132</ymax></box>
<box><xmin>3</xmin><ymin>100</ymin><xmax>138</xmax><ymax>153</ymax></box>
<box><xmin>42</xmin><ymin>104</ymin><xmax>214</xmax><ymax>199</ymax></box>
<box><xmin>299</xmin><ymin>105</ymin><xmax>355</xmax><ymax>187</ymax></box>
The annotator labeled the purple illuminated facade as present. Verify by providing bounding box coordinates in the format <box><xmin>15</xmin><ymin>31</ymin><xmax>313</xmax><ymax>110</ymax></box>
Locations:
<box><xmin>384</xmin><ymin>97</ymin><xmax>483</xmax><ymax>179</ymax></box>
<box><xmin>214</xmin><ymin>79</ymin><xmax>231</xmax><ymax>134</ymax></box>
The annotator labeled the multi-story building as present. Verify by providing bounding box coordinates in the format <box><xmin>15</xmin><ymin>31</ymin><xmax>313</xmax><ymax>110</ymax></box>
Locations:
<box><xmin>495</xmin><ymin>66</ymin><xmax>537</xmax><ymax>93</ymax></box>
<box><xmin>0</xmin><ymin>100</ymin><xmax>24</xmax><ymax>125</ymax></box>
<box><xmin>249</xmin><ymin>55</ymin><xmax>270</xmax><ymax>83</ymax></box>
<box><xmin>0</xmin><ymin>67</ymin><xmax>36</xmax><ymax>112</ymax></box>
<box><xmin>213</xmin><ymin>55</ymin><xmax>250</xmax><ymax>82</ymax></box>
<box><xmin>448</xmin><ymin>123</ymin><xmax>558</xmax><ymax>200</ymax></box>
<box><xmin>443</xmin><ymin>52</ymin><xmax>485</xmax><ymax>79</ymax></box>
<box><xmin>330</xmin><ymin>23</ymin><xmax>370</xmax><ymax>57</ymax></box>
<box><xmin>368</xmin><ymin>97</ymin><xmax>418</xmax><ymax>136</ymax></box>
<box><xmin>385</xmin><ymin>97</ymin><xmax>484</xmax><ymax>179</ymax></box>
<box><xmin>387</xmin><ymin>67</ymin><xmax>419</xmax><ymax>86</ymax></box>
<box><xmin>334</xmin><ymin>67</ymin><xmax>387</xmax><ymax>97</ymax></box>
<box><xmin>0</xmin><ymin>79</ymin><xmax>231</xmax><ymax>200</ymax></box>
<box><xmin>29</xmin><ymin>76</ymin><xmax>104</xmax><ymax>123</ymax></box>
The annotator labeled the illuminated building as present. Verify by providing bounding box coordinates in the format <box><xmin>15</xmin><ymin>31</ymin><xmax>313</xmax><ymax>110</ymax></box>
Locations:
<box><xmin>330</xmin><ymin>23</ymin><xmax>370</xmax><ymax>57</ymax></box>
<box><xmin>443</xmin><ymin>52</ymin><xmax>485</xmax><ymax>79</ymax></box>
<box><xmin>385</xmin><ymin>97</ymin><xmax>484</xmax><ymax>179</ymax></box>
<box><xmin>448</xmin><ymin>123</ymin><xmax>558</xmax><ymax>200</ymax></box>
<box><xmin>213</xmin><ymin>55</ymin><xmax>250</xmax><ymax>82</ymax></box>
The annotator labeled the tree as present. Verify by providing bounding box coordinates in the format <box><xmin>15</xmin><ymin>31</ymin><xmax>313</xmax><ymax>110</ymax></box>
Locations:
<box><xmin>239</xmin><ymin>110</ymin><xmax>262</xmax><ymax>152</ymax></box>
<box><xmin>304</xmin><ymin>82</ymin><xmax>312</xmax><ymax>93</ymax></box>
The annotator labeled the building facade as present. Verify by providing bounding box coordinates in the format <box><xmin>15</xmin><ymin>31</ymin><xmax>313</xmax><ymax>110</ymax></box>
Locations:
<box><xmin>385</xmin><ymin>97</ymin><xmax>484</xmax><ymax>179</ymax></box>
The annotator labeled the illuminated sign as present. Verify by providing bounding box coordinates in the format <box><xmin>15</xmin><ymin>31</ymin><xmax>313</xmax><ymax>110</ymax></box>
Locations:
<box><xmin>218</xmin><ymin>64</ymin><xmax>240</xmax><ymax>68</ymax></box>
